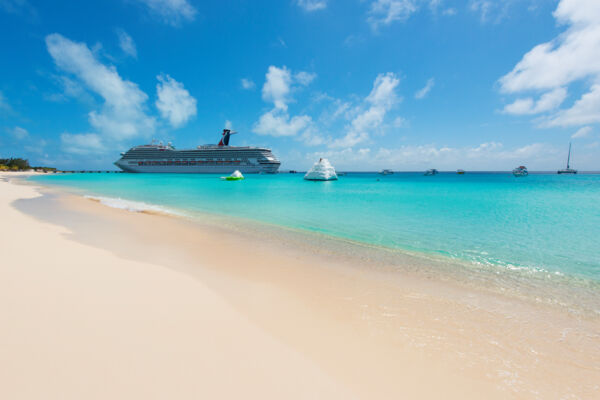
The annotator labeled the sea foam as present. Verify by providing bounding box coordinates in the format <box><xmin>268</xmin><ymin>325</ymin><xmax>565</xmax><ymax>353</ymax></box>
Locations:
<box><xmin>84</xmin><ymin>195</ymin><xmax>181</xmax><ymax>216</ymax></box>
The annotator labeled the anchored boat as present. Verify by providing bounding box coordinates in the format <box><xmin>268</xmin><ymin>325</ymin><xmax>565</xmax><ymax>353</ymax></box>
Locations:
<box><xmin>557</xmin><ymin>143</ymin><xmax>577</xmax><ymax>174</ymax></box>
<box><xmin>304</xmin><ymin>158</ymin><xmax>338</xmax><ymax>181</ymax></box>
<box><xmin>221</xmin><ymin>170</ymin><xmax>244</xmax><ymax>181</ymax></box>
<box><xmin>512</xmin><ymin>166</ymin><xmax>528</xmax><ymax>177</ymax></box>
<box><xmin>114</xmin><ymin>129</ymin><xmax>280</xmax><ymax>174</ymax></box>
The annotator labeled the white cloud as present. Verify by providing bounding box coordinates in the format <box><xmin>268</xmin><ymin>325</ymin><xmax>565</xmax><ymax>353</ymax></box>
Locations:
<box><xmin>367</xmin><ymin>72</ymin><xmax>400</xmax><ymax>107</ymax></box>
<box><xmin>368</xmin><ymin>0</ymin><xmax>418</xmax><ymax>29</ymax></box>
<box><xmin>224</xmin><ymin>120</ymin><xmax>232</xmax><ymax>130</ymax></box>
<box><xmin>331</xmin><ymin>72</ymin><xmax>400</xmax><ymax>148</ymax></box>
<box><xmin>297</xmin><ymin>0</ymin><xmax>327</xmax><ymax>11</ymax></box>
<box><xmin>499</xmin><ymin>1</ymin><xmax>600</xmax><ymax>93</ymax></box>
<box><xmin>414</xmin><ymin>77</ymin><xmax>434</xmax><ymax>99</ymax></box>
<box><xmin>469</xmin><ymin>0</ymin><xmax>494</xmax><ymax>22</ymax></box>
<box><xmin>499</xmin><ymin>0</ymin><xmax>600</xmax><ymax>128</ymax></box>
<box><xmin>571</xmin><ymin>126</ymin><xmax>592</xmax><ymax>138</ymax></box>
<box><xmin>253</xmin><ymin>108</ymin><xmax>312</xmax><ymax>137</ymax></box>
<box><xmin>300</xmin><ymin>127</ymin><xmax>327</xmax><ymax>146</ymax></box>
<box><xmin>241</xmin><ymin>78</ymin><xmax>255</xmax><ymax>90</ymax></box>
<box><xmin>295</xmin><ymin>71</ymin><xmax>317</xmax><ymax>86</ymax></box>
<box><xmin>546</xmin><ymin>84</ymin><xmax>600</xmax><ymax>127</ymax></box>
<box><xmin>10</xmin><ymin>126</ymin><xmax>28</xmax><ymax>140</ymax></box>
<box><xmin>133</xmin><ymin>0</ymin><xmax>197</xmax><ymax>25</ymax></box>
<box><xmin>155</xmin><ymin>74</ymin><xmax>197</xmax><ymax>128</ymax></box>
<box><xmin>502</xmin><ymin>87</ymin><xmax>567</xmax><ymax>115</ymax></box>
<box><xmin>254</xmin><ymin>66</ymin><xmax>316</xmax><ymax>139</ymax></box>
<box><xmin>117</xmin><ymin>29</ymin><xmax>137</xmax><ymax>58</ymax></box>
<box><xmin>262</xmin><ymin>66</ymin><xmax>293</xmax><ymax>111</ymax></box>
<box><xmin>45</xmin><ymin>33</ymin><xmax>155</xmax><ymax>147</ymax></box>
<box><xmin>60</xmin><ymin>133</ymin><xmax>106</xmax><ymax>155</ymax></box>
<box><xmin>309</xmin><ymin>141</ymin><xmax>563</xmax><ymax>170</ymax></box>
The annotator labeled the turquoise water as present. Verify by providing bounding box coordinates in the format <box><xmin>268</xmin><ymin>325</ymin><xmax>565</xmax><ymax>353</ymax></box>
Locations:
<box><xmin>30</xmin><ymin>172</ymin><xmax>600</xmax><ymax>282</ymax></box>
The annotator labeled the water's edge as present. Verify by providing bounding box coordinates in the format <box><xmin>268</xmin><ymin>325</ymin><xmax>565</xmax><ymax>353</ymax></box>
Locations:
<box><xmin>22</xmin><ymin>175</ymin><xmax>600</xmax><ymax>318</ymax></box>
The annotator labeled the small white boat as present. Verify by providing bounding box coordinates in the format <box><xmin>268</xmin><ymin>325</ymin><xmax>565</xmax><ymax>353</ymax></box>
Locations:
<box><xmin>221</xmin><ymin>170</ymin><xmax>244</xmax><ymax>181</ymax></box>
<box><xmin>380</xmin><ymin>169</ymin><xmax>394</xmax><ymax>175</ymax></box>
<box><xmin>424</xmin><ymin>169</ymin><xmax>438</xmax><ymax>176</ymax></box>
<box><xmin>304</xmin><ymin>158</ymin><xmax>338</xmax><ymax>181</ymax></box>
<box><xmin>457</xmin><ymin>169</ymin><xmax>465</xmax><ymax>175</ymax></box>
<box><xmin>512</xmin><ymin>166</ymin><xmax>528</xmax><ymax>177</ymax></box>
<box><xmin>558</xmin><ymin>143</ymin><xmax>577</xmax><ymax>174</ymax></box>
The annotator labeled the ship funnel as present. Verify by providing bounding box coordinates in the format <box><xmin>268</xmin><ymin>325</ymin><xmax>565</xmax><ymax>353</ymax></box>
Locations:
<box><xmin>218</xmin><ymin>129</ymin><xmax>238</xmax><ymax>146</ymax></box>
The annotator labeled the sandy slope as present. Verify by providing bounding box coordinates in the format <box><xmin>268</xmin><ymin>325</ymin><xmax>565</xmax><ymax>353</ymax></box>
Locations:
<box><xmin>0</xmin><ymin>176</ymin><xmax>356</xmax><ymax>399</ymax></box>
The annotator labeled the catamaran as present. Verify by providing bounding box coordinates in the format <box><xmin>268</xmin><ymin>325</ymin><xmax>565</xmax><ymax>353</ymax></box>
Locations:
<box><xmin>557</xmin><ymin>143</ymin><xmax>577</xmax><ymax>174</ymax></box>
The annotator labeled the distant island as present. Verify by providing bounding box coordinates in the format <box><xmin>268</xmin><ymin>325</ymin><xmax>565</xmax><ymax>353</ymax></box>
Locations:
<box><xmin>0</xmin><ymin>158</ymin><xmax>56</xmax><ymax>172</ymax></box>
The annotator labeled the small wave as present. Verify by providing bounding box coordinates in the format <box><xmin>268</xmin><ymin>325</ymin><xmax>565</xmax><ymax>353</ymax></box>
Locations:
<box><xmin>84</xmin><ymin>195</ymin><xmax>181</xmax><ymax>216</ymax></box>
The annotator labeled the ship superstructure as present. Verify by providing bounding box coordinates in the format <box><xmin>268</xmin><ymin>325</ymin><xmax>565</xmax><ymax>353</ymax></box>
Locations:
<box><xmin>114</xmin><ymin>129</ymin><xmax>280</xmax><ymax>174</ymax></box>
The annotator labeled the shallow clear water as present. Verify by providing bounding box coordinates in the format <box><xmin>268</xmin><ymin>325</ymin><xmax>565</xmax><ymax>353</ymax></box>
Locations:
<box><xmin>30</xmin><ymin>172</ymin><xmax>600</xmax><ymax>282</ymax></box>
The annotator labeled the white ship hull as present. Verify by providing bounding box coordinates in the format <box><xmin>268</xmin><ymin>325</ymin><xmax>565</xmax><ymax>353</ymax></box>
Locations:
<box><xmin>114</xmin><ymin>137</ymin><xmax>281</xmax><ymax>174</ymax></box>
<box><xmin>115</xmin><ymin>162</ymin><xmax>278</xmax><ymax>174</ymax></box>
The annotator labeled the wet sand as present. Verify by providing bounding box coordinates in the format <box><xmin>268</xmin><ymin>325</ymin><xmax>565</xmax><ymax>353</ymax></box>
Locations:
<box><xmin>1</xmin><ymin>174</ymin><xmax>599</xmax><ymax>399</ymax></box>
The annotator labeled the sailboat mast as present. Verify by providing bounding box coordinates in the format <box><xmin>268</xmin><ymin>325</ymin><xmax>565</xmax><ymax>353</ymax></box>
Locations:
<box><xmin>567</xmin><ymin>142</ymin><xmax>571</xmax><ymax>169</ymax></box>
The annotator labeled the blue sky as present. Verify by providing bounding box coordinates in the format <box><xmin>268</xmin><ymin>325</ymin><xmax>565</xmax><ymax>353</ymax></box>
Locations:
<box><xmin>1</xmin><ymin>0</ymin><xmax>599</xmax><ymax>170</ymax></box>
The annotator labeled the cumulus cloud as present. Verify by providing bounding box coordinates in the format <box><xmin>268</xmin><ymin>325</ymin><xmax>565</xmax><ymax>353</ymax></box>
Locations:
<box><xmin>262</xmin><ymin>66</ymin><xmax>293</xmax><ymax>110</ymax></box>
<box><xmin>45</xmin><ymin>33</ymin><xmax>155</xmax><ymax>153</ymax></box>
<box><xmin>502</xmin><ymin>87</ymin><xmax>567</xmax><ymax>115</ymax></box>
<box><xmin>60</xmin><ymin>133</ymin><xmax>106</xmax><ymax>155</ymax></box>
<box><xmin>155</xmin><ymin>74</ymin><xmax>197</xmax><ymax>128</ymax></box>
<box><xmin>117</xmin><ymin>29</ymin><xmax>137</xmax><ymax>58</ymax></box>
<box><xmin>571</xmin><ymin>126</ymin><xmax>592</xmax><ymax>139</ymax></box>
<box><xmin>546</xmin><ymin>84</ymin><xmax>600</xmax><ymax>127</ymax></box>
<box><xmin>253</xmin><ymin>65</ymin><xmax>315</xmax><ymax>138</ymax></box>
<box><xmin>297</xmin><ymin>0</ymin><xmax>327</xmax><ymax>11</ymax></box>
<box><xmin>241</xmin><ymin>78</ymin><xmax>255</xmax><ymax>90</ymax></box>
<box><xmin>253</xmin><ymin>109</ymin><xmax>312</xmax><ymax>137</ymax></box>
<box><xmin>500</xmin><ymin>1</ymin><xmax>600</xmax><ymax>93</ymax></box>
<box><xmin>414</xmin><ymin>77</ymin><xmax>434</xmax><ymax>99</ymax></box>
<box><xmin>331</xmin><ymin>72</ymin><xmax>400</xmax><ymax>148</ymax></box>
<box><xmin>368</xmin><ymin>0</ymin><xmax>419</xmax><ymax>29</ymax></box>
<box><xmin>499</xmin><ymin>0</ymin><xmax>600</xmax><ymax>127</ymax></box>
<box><xmin>133</xmin><ymin>0</ymin><xmax>197</xmax><ymax>25</ymax></box>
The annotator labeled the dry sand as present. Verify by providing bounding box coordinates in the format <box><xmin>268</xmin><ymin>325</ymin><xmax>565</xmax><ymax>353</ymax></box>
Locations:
<box><xmin>1</xmin><ymin>173</ymin><xmax>599</xmax><ymax>399</ymax></box>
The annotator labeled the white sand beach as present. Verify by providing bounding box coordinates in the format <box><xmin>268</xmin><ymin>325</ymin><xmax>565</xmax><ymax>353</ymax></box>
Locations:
<box><xmin>1</xmin><ymin>173</ymin><xmax>599</xmax><ymax>399</ymax></box>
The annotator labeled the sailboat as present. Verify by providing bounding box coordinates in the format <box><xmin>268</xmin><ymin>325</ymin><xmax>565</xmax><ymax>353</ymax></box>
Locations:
<box><xmin>557</xmin><ymin>143</ymin><xmax>577</xmax><ymax>174</ymax></box>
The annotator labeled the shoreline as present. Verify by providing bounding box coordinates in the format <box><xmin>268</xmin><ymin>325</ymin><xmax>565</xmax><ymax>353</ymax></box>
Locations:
<box><xmin>2</xmin><ymin>173</ymin><xmax>600</xmax><ymax>398</ymax></box>
<box><xmin>25</xmin><ymin>174</ymin><xmax>600</xmax><ymax>317</ymax></box>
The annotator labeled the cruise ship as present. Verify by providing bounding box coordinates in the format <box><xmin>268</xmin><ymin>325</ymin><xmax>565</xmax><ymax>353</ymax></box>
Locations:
<box><xmin>114</xmin><ymin>129</ymin><xmax>280</xmax><ymax>174</ymax></box>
